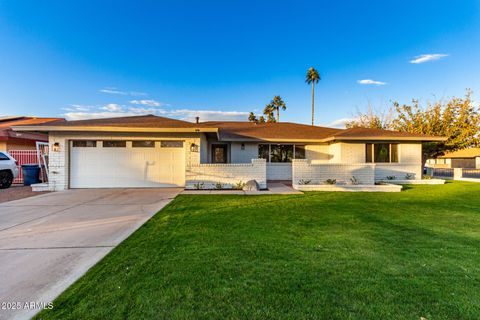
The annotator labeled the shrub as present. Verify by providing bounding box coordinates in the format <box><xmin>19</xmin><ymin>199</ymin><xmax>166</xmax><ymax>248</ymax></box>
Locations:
<box><xmin>423</xmin><ymin>174</ymin><xmax>433</xmax><ymax>180</ymax></box>
<box><xmin>405</xmin><ymin>173</ymin><xmax>414</xmax><ymax>180</ymax></box>
<box><xmin>233</xmin><ymin>181</ymin><xmax>246</xmax><ymax>190</ymax></box>
<box><xmin>214</xmin><ymin>182</ymin><xmax>224</xmax><ymax>190</ymax></box>
<box><xmin>386</xmin><ymin>176</ymin><xmax>396</xmax><ymax>180</ymax></box>
<box><xmin>193</xmin><ymin>182</ymin><xmax>205</xmax><ymax>190</ymax></box>
<box><xmin>298</xmin><ymin>179</ymin><xmax>312</xmax><ymax>185</ymax></box>
<box><xmin>325</xmin><ymin>179</ymin><xmax>337</xmax><ymax>185</ymax></box>
<box><xmin>350</xmin><ymin>176</ymin><xmax>360</xmax><ymax>185</ymax></box>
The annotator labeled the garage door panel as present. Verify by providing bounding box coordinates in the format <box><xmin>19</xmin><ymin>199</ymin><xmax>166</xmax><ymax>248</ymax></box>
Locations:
<box><xmin>70</xmin><ymin>142</ymin><xmax>185</xmax><ymax>188</ymax></box>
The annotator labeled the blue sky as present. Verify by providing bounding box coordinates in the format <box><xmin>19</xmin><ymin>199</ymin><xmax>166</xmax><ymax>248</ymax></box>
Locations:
<box><xmin>0</xmin><ymin>0</ymin><xmax>479</xmax><ymax>126</ymax></box>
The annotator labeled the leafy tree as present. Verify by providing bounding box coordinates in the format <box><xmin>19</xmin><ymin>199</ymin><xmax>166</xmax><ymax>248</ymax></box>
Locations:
<box><xmin>345</xmin><ymin>104</ymin><xmax>393</xmax><ymax>130</ymax></box>
<box><xmin>346</xmin><ymin>90</ymin><xmax>480</xmax><ymax>166</ymax></box>
<box><xmin>265</xmin><ymin>95</ymin><xmax>287</xmax><ymax>122</ymax></box>
<box><xmin>305</xmin><ymin>67</ymin><xmax>321</xmax><ymax>125</ymax></box>
<box><xmin>258</xmin><ymin>115</ymin><xmax>266</xmax><ymax>123</ymax></box>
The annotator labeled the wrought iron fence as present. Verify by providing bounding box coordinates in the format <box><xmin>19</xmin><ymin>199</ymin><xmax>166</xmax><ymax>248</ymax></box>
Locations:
<box><xmin>462</xmin><ymin>169</ymin><xmax>480</xmax><ymax>179</ymax></box>
<box><xmin>432</xmin><ymin>168</ymin><xmax>454</xmax><ymax>177</ymax></box>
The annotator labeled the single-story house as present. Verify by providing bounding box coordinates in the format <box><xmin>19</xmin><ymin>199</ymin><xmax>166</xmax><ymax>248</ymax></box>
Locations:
<box><xmin>0</xmin><ymin>116</ymin><xmax>64</xmax><ymax>151</ymax></box>
<box><xmin>14</xmin><ymin>115</ymin><xmax>445</xmax><ymax>190</ymax></box>
<box><xmin>426</xmin><ymin>148</ymin><xmax>480</xmax><ymax>169</ymax></box>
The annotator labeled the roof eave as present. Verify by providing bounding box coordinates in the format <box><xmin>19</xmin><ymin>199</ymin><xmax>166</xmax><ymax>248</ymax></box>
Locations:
<box><xmin>218</xmin><ymin>137</ymin><xmax>332</xmax><ymax>143</ymax></box>
<box><xmin>12</xmin><ymin>125</ymin><xmax>219</xmax><ymax>134</ymax></box>
<box><xmin>323</xmin><ymin>136</ymin><xmax>447</xmax><ymax>142</ymax></box>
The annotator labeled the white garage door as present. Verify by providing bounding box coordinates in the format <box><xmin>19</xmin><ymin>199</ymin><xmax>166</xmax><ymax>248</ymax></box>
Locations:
<box><xmin>70</xmin><ymin>140</ymin><xmax>185</xmax><ymax>188</ymax></box>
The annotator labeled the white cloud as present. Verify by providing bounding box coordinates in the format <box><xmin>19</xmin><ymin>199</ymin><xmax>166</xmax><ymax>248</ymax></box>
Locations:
<box><xmin>410</xmin><ymin>54</ymin><xmax>448</xmax><ymax>64</ymax></box>
<box><xmin>61</xmin><ymin>104</ymin><xmax>94</xmax><ymax>112</ymax></box>
<box><xmin>169</xmin><ymin>109</ymin><xmax>249</xmax><ymax>122</ymax></box>
<box><xmin>63</xmin><ymin>103</ymin><xmax>249</xmax><ymax>122</ymax></box>
<box><xmin>130</xmin><ymin>99</ymin><xmax>163</xmax><ymax>107</ymax></box>
<box><xmin>323</xmin><ymin>118</ymin><xmax>355</xmax><ymax>128</ymax></box>
<box><xmin>101</xmin><ymin>103</ymin><xmax>123</xmax><ymax>112</ymax></box>
<box><xmin>99</xmin><ymin>87</ymin><xmax>147</xmax><ymax>96</ymax></box>
<box><xmin>357</xmin><ymin>79</ymin><xmax>387</xmax><ymax>86</ymax></box>
<box><xmin>64</xmin><ymin>112</ymin><xmax>139</xmax><ymax>121</ymax></box>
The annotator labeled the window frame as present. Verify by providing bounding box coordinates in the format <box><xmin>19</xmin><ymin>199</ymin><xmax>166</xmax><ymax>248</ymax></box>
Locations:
<box><xmin>365</xmin><ymin>143</ymin><xmax>399</xmax><ymax>163</ymax></box>
<box><xmin>160</xmin><ymin>140</ymin><xmax>184</xmax><ymax>148</ymax></box>
<box><xmin>258</xmin><ymin>144</ymin><xmax>306</xmax><ymax>162</ymax></box>
<box><xmin>132</xmin><ymin>140</ymin><xmax>156</xmax><ymax>148</ymax></box>
<box><xmin>72</xmin><ymin>140</ymin><xmax>97</xmax><ymax>148</ymax></box>
<box><xmin>102</xmin><ymin>140</ymin><xmax>127</xmax><ymax>148</ymax></box>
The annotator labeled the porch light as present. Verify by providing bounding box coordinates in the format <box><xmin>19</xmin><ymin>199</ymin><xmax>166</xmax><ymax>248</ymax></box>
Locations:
<box><xmin>190</xmin><ymin>143</ymin><xmax>199</xmax><ymax>152</ymax></box>
<box><xmin>52</xmin><ymin>142</ymin><xmax>60</xmax><ymax>152</ymax></box>
<box><xmin>241</xmin><ymin>143</ymin><xmax>245</xmax><ymax>150</ymax></box>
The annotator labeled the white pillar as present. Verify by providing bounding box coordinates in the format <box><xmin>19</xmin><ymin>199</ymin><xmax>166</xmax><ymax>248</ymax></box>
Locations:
<box><xmin>475</xmin><ymin>157</ymin><xmax>480</xmax><ymax>169</ymax></box>
<box><xmin>453</xmin><ymin>168</ymin><xmax>463</xmax><ymax>180</ymax></box>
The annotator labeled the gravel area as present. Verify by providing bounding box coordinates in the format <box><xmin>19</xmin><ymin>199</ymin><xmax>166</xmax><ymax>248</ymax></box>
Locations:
<box><xmin>0</xmin><ymin>185</ymin><xmax>50</xmax><ymax>203</ymax></box>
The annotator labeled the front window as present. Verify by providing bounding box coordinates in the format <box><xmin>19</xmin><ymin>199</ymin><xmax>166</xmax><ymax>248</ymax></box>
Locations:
<box><xmin>258</xmin><ymin>144</ymin><xmax>305</xmax><ymax>162</ymax></box>
<box><xmin>366</xmin><ymin>143</ymin><xmax>399</xmax><ymax>163</ymax></box>
<box><xmin>295</xmin><ymin>145</ymin><xmax>306</xmax><ymax>159</ymax></box>
<box><xmin>132</xmin><ymin>140</ymin><xmax>155</xmax><ymax>148</ymax></box>
<box><xmin>270</xmin><ymin>145</ymin><xmax>294</xmax><ymax>163</ymax></box>
<box><xmin>72</xmin><ymin>140</ymin><xmax>97</xmax><ymax>148</ymax></box>
<box><xmin>258</xmin><ymin>144</ymin><xmax>269</xmax><ymax>160</ymax></box>
<box><xmin>103</xmin><ymin>141</ymin><xmax>126</xmax><ymax>148</ymax></box>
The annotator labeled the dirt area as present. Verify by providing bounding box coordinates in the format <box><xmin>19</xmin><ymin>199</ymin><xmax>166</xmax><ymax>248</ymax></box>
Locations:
<box><xmin>0</xmin><ymin>185</ymin><xmax>50</xmax><ymax>203</ymax></box>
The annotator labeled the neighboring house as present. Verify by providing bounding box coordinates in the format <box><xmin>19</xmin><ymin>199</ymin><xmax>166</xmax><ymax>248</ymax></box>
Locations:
<box><xmin>13</xmin><ymin>114</ymin><xmax>445</xmax><ymax>190</ymax></box>
<box><xmin>426</xmin><ymin>148</ymin><xmax>480</xmax><ymax>169</ymax></box>
<box><xmin>0</xmin><ymin>116</ymin><xmax>64</xmax><ymax>151</ymax></box>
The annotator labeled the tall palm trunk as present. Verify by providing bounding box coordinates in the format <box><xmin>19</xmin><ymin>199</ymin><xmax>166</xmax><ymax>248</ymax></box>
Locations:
<box><xmin>311</xmin><ymin>82</ymin><xmax>315</xmax><ymax>126</ymax></box>
<box><xmin>276</xmin><ymin>108</ymin><xmax>279</xmax><ymax>122</ymax></box>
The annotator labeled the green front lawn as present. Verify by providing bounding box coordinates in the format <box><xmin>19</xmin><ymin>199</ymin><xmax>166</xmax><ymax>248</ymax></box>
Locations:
<box><xmin>36</xmin><ymin>182</ymin><xmax>480</xmax><ymax>319</ymax></box>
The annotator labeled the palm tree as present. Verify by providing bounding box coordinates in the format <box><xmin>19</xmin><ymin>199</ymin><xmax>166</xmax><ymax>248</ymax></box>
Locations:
<box><xmin>305</xmin><ymin>67</ymin><xmax>321</xmax><ymax>125</ymax></box>
<box><xmin>265</xmin><ymin>95</ymin><xmax>287</xmax><ymax>122</ymax></box>
<box><xmin>248</xmin><ymin>112</ymin><xmax>257</xmax><ymax>122</ymax></box>
<box><xmin>263</xmin><ymin>104</ymin><xmax>276</xmax><ymax>123</ymax></box>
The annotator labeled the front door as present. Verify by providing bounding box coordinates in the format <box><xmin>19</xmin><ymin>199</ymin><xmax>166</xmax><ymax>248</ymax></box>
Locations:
<box><xmin>212</xmin><ymin>144</ymin><xmax>228</xmax><ymax>163</ymax></box>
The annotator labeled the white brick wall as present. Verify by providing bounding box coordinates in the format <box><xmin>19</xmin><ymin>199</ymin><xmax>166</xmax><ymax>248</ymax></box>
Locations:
<box><xmin>374</xmin><ymin>163</ymin><xmax>422</xmax><ymax>180</ymax></box>
<box><xmin>293</xmin><ymin>159</ymin><xmax>423</xmax><ymax>185</ymax></box>
<box><xmin>186</xmin><ymin>159</ymin><xmax>267</xmax><ymax>189</ymax></box>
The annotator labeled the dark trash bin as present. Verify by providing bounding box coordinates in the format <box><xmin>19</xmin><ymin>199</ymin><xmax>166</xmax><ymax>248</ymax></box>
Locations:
<box><xmin>22</xmin><ymin>164</ymin><xmax>41</xmax><ymax>186</ymax></box>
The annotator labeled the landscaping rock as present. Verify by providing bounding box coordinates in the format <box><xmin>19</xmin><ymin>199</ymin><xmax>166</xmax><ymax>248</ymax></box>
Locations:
<box><xmin>243</xmin><ymin>180</ymin><xmax>260</xmax><ymax>191</ymax></box>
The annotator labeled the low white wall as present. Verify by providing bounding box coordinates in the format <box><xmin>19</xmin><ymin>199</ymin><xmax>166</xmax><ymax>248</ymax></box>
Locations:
<box><xmin>186</xmin><ymin>159</ymin><xmax>267</xmax><ymax>189</ymax></box>
<box><xmin>292</xmin><ymin>159</ymin><xmax>375</xmax><ymax>185</ymax></box>
<box><xmin>293</xmin><ymin>160</ymin><xmax>423</xmax><ymax>185</ymax></box>
<box><xmin>374</xmin><ymin>163</ymin><xmax>422</xmax><ymax>180</ymax></box>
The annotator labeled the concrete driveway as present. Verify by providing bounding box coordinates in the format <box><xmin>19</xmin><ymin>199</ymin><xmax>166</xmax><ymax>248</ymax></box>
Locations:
<box><xmin>0</xmin><ymin>188</ymin><xmax>180</xmax><ymax>320</ymax></box>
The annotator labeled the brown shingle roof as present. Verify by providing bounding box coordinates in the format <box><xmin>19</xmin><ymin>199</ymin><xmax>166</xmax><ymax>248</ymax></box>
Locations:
<box><xmin>41</xmin><ymin>114</ymin><xmax>202</xmax><ymax>128</ymax></box>
<box><xmin>13</xmin><ymin>114</ymin><xmax>446</xmax><ymax>142</ymax></box>
<box><xmin>0</xmin><ymin>116</ymin><xmax>64</xmax><ymax>129</ymax></box>
<box><xmin>201</xmin><ymin>121</ymin><xmax>342</xmax><ymax>141</ymax></box>
<box><xmin>326</xmin><ymin>127</ymin><xmax>445</xmax><ymax>141</ymax></box>
<box><xmin>0</xmin><ymin>116</ymin><xmax>64</xmax><ymax>142</ymax></box>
